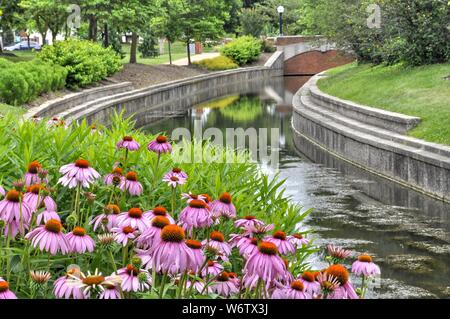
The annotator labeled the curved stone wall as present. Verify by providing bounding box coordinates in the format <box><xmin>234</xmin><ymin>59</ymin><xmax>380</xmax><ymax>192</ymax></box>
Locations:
<box><xmin>292</xmin><ymin>74</ymin><xmax>450</xmax><ymax>202</ymax></box>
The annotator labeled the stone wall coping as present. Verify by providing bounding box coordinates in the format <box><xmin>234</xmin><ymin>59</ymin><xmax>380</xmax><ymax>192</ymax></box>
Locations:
<box><xmin>293</xmin><ymin>75</ymin><xmax>450</xmax><ymax>170</ymax></box>
<box><xmin>264</xmin><ymin>51</ymin><xmax>284</xmax><ymax>68</ymax></box>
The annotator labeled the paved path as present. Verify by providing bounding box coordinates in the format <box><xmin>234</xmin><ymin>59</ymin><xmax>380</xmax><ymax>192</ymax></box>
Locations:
<box><xmin>166</xmin><ymin>52</ymin><xmax>221</xmax><ymax>66</ymax></box>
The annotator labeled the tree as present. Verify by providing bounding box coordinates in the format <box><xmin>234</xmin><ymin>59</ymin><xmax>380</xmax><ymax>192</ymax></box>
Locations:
<box><xmin>238</xmin><ymin>7</ymin><xmax>268</xmax><ymax>37</ymax></box>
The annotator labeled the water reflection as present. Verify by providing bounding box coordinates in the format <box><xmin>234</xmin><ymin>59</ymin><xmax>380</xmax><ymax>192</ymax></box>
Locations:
<box><xmin>140</xmin><ymin>76</ymin><xmax>450</xmax><ymax>298</ymax></box>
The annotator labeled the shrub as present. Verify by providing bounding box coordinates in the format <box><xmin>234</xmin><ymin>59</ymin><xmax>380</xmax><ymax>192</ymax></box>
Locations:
<box><xmin>220</xmin><ymin>36</ymin><xmax>262</xmax><ymax>66</ymax></box>
<box><xmin>193</xmin><ymin>55</ymin><xmax>239</xmax><ymax>71</ymax></box>
<box><xmin>0</xmin><ymin>59</ymin><xmax>67</xmax><ymax>106</ymax></box>
<box><xmin>38</xmin><ymin>39</ymin><xmax>122</xmax><ymax>88</ymax></box>
<box><xmin>261</xmin><ymin>39</ymin><xmax>276</xmax><ymax>53</ymax></box>
<box><xmin>238</xmin><ymin>8</ymin><xmax>268</xmax><ymax>38</ymax></box>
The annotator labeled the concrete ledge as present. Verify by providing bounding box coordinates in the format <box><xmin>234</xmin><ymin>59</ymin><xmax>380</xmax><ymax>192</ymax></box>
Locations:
<box><xmin>25</xmin><ymin>82</ymin><xmax>134</xmax><ymax>119</ymax></box>
<box><xmin>310</xmin><ymin>73</ymin><xmax>421</xmax><ymax>133</ymax></box>
<box><xmin>264</xmin><ymin>51</ymin><xmax>284</xmax><ymax>70</ymax></box>
<box><xmin>292</xmin><ymin>75</ymin><xmax>450</xmax><ymax>202</ymax></box>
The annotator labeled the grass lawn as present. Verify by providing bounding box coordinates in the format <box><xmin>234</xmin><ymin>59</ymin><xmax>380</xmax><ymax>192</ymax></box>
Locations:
<box><xmin>0</xmin><ymin>103</ymin><xmax>25</xmax><ymax>117</ymax></box>
<box><xmin>318</xmin><ymin>62</ymin><xmax>450</xmax><ymax>145</ymax></box>
<box><xmin>121</xmin><ymin>41</ymin><xmax>217</xmax><ymax>65</ymax></box>
<box><xmin>0</xmin><ymin>50</ymin><xmax>37</xmax><ymax>62</ymax></box>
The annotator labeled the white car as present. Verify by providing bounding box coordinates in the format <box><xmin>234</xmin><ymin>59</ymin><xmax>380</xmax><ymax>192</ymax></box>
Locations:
<box><xmin>4</xmin><ymin>41</ymin><xmax>41</xmax><ymax>51</ymax></box>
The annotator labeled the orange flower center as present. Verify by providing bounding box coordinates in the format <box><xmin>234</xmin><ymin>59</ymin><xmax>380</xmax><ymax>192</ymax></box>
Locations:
<box><xmin>123</xmin><ymin>136</ymin><xmax>133</xmax><ymax>142</ymax></box>
<box><xmin>27</xmin><ymin>161</ymin><xmax>42</xmax><ymax>174</ymax></box>
<box><xmin>152</xmin><ymin>216</ymin><xmax>170</xmax><ymax>229</ymax></box>
<box><xmin>106</xmin><ymin>204</ymin><xmax>121</xmax><ymax>215</ymax></box>
<box><xmin>189</xmin><ymin>199</ymin><xmax>208</xmax><ymax>209</ymax></box>
<box><xmin>217</xmin><ymin>272</ymin><xmax>230</xmax><ymax>282</ymax></box>
<box><xmin>72</xmin><ymin>227</ymin><xmax>86</xmax><ymax>236</ymax></box>
<box><xmin>170</xmin><ymin>176</ymin><xmax>179</xmax><ymax>182</ymax></box>
<box><xmin>0</xmin><ymin>281</ymin><xmax>9</xmax><ymax>292</ymax></box>
<box><xmin>160</xmin><ymin>225</ymin><xmax>185</xmax><ymax>243</ymax></box>
<box><xmin>172</xmin><ymin>168</ymin><xmax>182</xmax><ymax>173</ymax></box>
<box><xmin>245</xmin><ymin>215</ymin><xmax>256</xmax><ymax>220</ymax></box>
<box><xmin>126</xmin><ymin>264</ymin><xmax>139</xmax><ymax>276</ymax></box>
<box><xmin>219</xmin><ymin>192</ymin><xmax>232</xmax><ymax>204</ymax></box>
<box><xmin>228</xmin><ymin>272</ymin><xmax>237</xmax><ymax>278</ymax></box>
<box><xmin>358</xmin><ymin>254</ymin><xmax>373</xmax><ymax>263</ymax></box>
<box><xmin>44</xmin><ymin>219</ymin><xmax>62</xmax><ymax>233</ymax></box>
<box><xmin>273</xmin><ymin>231</ymin><xmax>286</xmax><ymax>240</ymax></box>
<box><xmin>126</xmin><ymin>172</ymin><xmax>138</xmax><ymax>181</ymax></box>
<box><xmin>75</xmin><ymin>159</ymin><xmax>90</xmax><ymax>168</ymax></box>
<box><xmin>210</xmin><ymin>231</ymin><xmax>224</xmax><ymax>242</ymax></box>
<box><xmin>156</xmin><ymin>135</ymin><xmax>168</xmax><ymax>143</ymax></box>
<box><xmin>27</xmin><ymin>184</ymin><xmax>43</xmax><ymax>195</ymax></box>
<box><xmin>153</xmin><ymin>206</ymin><xmax>168</xmax><ymax>216</ymax></box>
<box><xmin>82</xmin><ymin>275</ymin><xmax>105</xmax><ymax>286</ymax></box>
<box><xmin>301</xmin><ymin>271</ymin><xmax>317</xmax><ymax>282</ymax></box>
<box><xmin>186</xmin><ymin>239</ymin><xmax>202</xmax><ymax>249</ymax></box>
<box><xmin>128</xmin><ymin>208</ymin><xmax>143</xmax><ymax>218</ymax></box>
<box><xmin>290</xmin><ymin>280</ymin><xmax>305</xmax><ymax>291</ymax></box>
<box><xmin>6</xmin><ymin>190</ymin><xmax>21</xmax><ymax>202</ymax></box>
<box><xmin>122</xmin><ymin>226</ymin><xmax>135</xmax><ymax>234</ymax></box>
<box><xmin>258</xmin><ymin>241</ymin><xmax>278</xmax><ymax>255</ymax></box>
<box><xmin>326</xmin><ymin>264</ymin><xmax>349</xmax><ymax>285</ymax></box>
<box><xmin>200</xmin><ymin>194</ymin><xmax>212</xmax><ymax>203</ymax></box>
<box><xmin>250</xmin><ymin>238</ymin><xmax>258</xmax><ymax>245</ymax></box>
<box><xmin>207</xmin><ymin>260</ymin><xmax>215</xmax><ymax>267</ymax></box>
<box><xmin>112</xmin><ymin>167</ymin><xmax>123</xmax><ymax>175</ymax></box>
<box><xmin>293</xmin><ymin>233</ymin><xmax>303</xmax><ymax>239</ymax></box>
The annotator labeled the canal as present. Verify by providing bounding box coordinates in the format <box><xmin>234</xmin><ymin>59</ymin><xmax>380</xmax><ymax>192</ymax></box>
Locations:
<box><xmin>140</xmin><ymin>76</ymin><xmax>450</xmax><ymax>298</ymax></box>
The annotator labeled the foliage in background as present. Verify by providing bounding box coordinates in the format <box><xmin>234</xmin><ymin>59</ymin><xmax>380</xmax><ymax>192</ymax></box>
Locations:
<box><xmin>298</xmin><ymin>0</ymin><xmax>450</xmax><ymax>66</ymax></box>
<box><xmin>238</xmin><ymin>7</ymin><xmax>268</xmax><ymax>38</ymax></box>
<box><xmin>193</xmin><ymin>55</ymin><xmax>238</xmax><ymax>71</ymax></box>
<box><xmin>138</xmin><ymin>30</ymin><xmax>160</xmax><ymax>58</ymax></box>
<box><xmin>38</xmin><ymin>39</ymin><xmax>122</xmax><ymax>88</ymax></box>
<box><xmin>220</xmin><ymin>36</ymin><xmax>261</xmax><ymax>66</ymax></box>
<box><xmin>0</xmin><ymin>58</ymin><xmax>66</xmax><ymax>105</ymax></box>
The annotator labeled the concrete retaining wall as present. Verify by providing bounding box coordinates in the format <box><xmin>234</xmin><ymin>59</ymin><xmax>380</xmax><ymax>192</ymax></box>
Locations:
<box><xmin>292</xmin><ymin>74</ymin><xmax>450</xmax><ymax>202</ymax></box>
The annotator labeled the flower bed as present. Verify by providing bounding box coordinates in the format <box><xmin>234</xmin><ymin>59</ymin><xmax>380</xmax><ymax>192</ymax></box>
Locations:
<box><xmin>0</xmin><ymin>113</ymin><xmax>380</xmax><ymax>299</ymax></box>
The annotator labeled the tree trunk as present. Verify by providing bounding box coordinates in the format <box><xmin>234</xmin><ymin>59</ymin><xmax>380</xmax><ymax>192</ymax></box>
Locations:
<box><xmin>186</xmin><ymin>40</ymin><xmax>191</xmax><ymax>65</ymax></box>
<box><xmin>88</xmin><ymin>16</ymin><xmax>97</xmax><ymax>41</ymax></box>
<box><xmin>51</xmin><ymin>30</ymin><xmax>57</xmax><ymax>44</ymax></box>
<box><xmin>168</xmin><ymin>40</ymin><xmax>172</xmax><ymax>65</ymax></box>
<box><xmin>27</xmin><ymin>35</ymin><xmax>31</xmax><ymax>49</ymax></box>
<box><xmin>130</xmin><ymin>32</ymin><xmax>138</xmax><ymax>64</ymax></box>
<box><xmin>103</xmin><ymin>23</ymin><xmax>109</xmax><ymax>47</ymax></box>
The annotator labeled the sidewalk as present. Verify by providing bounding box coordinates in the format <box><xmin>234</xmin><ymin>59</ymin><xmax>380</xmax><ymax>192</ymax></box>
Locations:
<box><xmin>166</xmin><ymin>52</ymin><xmax>221</xmax><ymax>66</ymax></box>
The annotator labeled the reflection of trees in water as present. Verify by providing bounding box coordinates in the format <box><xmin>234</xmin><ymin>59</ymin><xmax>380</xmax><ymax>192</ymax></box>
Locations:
<box><xmin>219</xmin><ymin>96</ymin><xmax>263</xmax><ymax>122</ymax></box>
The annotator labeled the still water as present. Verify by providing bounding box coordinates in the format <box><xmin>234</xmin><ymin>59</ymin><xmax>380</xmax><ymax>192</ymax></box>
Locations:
<box><xmin>141</xmin><ymin>76</ymin><xmax>450</xmax><ymax>299</ymax></box>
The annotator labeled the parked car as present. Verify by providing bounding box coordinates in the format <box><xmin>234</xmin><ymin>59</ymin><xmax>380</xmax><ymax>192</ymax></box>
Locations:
<box><xmin>4</xmin><ymin>41</ymin><xmax>41</xmax><ymax>51</ymax></box>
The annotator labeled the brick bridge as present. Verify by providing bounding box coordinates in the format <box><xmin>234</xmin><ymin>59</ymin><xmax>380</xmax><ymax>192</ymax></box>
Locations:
<box><xmin>274</xmin><ymin>36</ymin><xmax>354</xmax><ymax>76</ymax></box>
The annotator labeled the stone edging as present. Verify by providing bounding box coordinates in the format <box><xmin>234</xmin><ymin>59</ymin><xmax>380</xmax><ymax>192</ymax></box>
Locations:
<box><xmin>292</xmin><ymin>74</ymin><xmax>450</xmax><ymax>202</ymax></box>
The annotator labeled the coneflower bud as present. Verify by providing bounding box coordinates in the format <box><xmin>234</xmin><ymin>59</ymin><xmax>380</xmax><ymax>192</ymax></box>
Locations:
<box><xmin>204</xmin><ymin>246</ymin><xmax>219</xmax><ymax>259</ymax></box>
<box><xmin>137</xmin><ymin>272</ymin><xmax>148</xmax><ymax>284</ymax></box>
<box><xmin>30</xmin><ymin>270</ymin><xmax>51</xmax><ymax>284</ymax></box>
<box><xmin>222</xmin><ymin>261</ymin><xmax>232</xmax><ymax>272</ymax></box>
<box><xmin>112</xmin><ymin>176</ymin><xmax>122</xmax><ymax>186</ymax></box>
<box><xmin>131</xmin><ymin>256</ymin><xmax>142</xmax><ymax>268</ymax></box>
<box><xmin>0</xmin><ymin>220</ymin><xmax>5</xmax><ymax>228</ymax></box>
<box><xmin>13</xmin><ymin>180</ymin><xmax>25</xmax><ymax>191</ymax></box>
<box><xmin>84</xmin><ymin>192</ymin><xmax>96</xmax><ymax>203</ymax></box>
<box><xmin>97</xmin><ymin>233</ymin><xmax>115</xmax><ymax>246</ymax></box>
<box><xmin>38</xmin><ymin>168</ymin><xmax>48</xmax><ymax>179</ymax></box>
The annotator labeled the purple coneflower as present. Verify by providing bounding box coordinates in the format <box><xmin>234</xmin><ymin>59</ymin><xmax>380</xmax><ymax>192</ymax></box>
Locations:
<box><xmin>25</xmin><ymin>219</ymin><xmax>69</xmax><ymax>255</ymax></box>
<box><xmin>288</xmin><ymin>233</ymin><xmax>310</xmax><ymax>247</ymax></box>
<box><xmin>272</xmin><ymin>280</ymin><xmax>310</xmax><ymax>299</ymax></box>
<box><xmin>23</xmin><ymin>184</ymin><xmax>56</xmax><ymax>212</ymax></box>
<box><xmin>0</xmin><ymin>279</ymin><xmax>17</xmax><ymax>299</ymax></box>
<box><xmin>152</xmin><ymin>225</ymin><xmax>194</xmax><ymax>275</ymax></box>
<box><xmin>352</xmin><ymin>254</ymin><xmax>381</xmax><ymax>277</ymax></box>
<box><xmin>53</xmin><ymin>267</ymin><xmax>87</xmax><ymax>299</ymax></box>
<box><xmin>202</xmin><ymin>231</ymin><xmax>231</xmax><ymax>257</ymax></box>
<box><xmin>186</xmin><ymin>278</ymin><xmax>212</xmax><ymax>294</ymax></box>
<box><xmin>147</xmin><ymin>135</ymin><xmax>172</xmax><ymax>154</ymax></box>
<box><xmin>210</xmin><ymin>192</ymin><xmax>236</xmax><ymax>218</ymax></box>
<box><xmin>117</xmin><ymin>207</ymin><xmax>150</xmax><ymax>233</ymax></box>
<box><xmin>185</xmin><ymin>239</ymin><xmax>205</xmax><ymax>272</ymax></box>
<box><xmin>211</xmin><ymin>272</ymin><xmax>239</xmax><ymax>297</ymax></box>
<box><xmin>117</xmin><ymin>136</ymin><xmax>140</xmax><ymax>151</ymax></box>
<box><xmin>0</xmin><ymin>189</ymin><xmax>33</xmax><ymax>235</ymax></box>
<box><xmin>169</xmin><ymin>167</ymin><xmax>188</xmax><ymax>179</ymax></box>
<box><xmin>136</xmin><ymin>216</ymin><xmax>171</xmax><ymax>249</ymax></box>
<box><xmin>103</xmin><ymin>167</ymin><xmax>125</xmax><ymax>186</ymax></box>
<box><xmin>112</xmin><ymin>226</ymin><xmax>137</xmax><ymax>246</ymax></box>
<box><xmin>90</xmin><ymin>204</ymin><xmax>121</xmax><ymax>232</ymax></box>
<box><xmin>299</xmin><ymin>271</ymin><xmax>321</xmax><ymax>296</ymax></box>
<box><xmin>66</xmin><ymin>227</ymin><xmax>96</xmax><ymax>254</ymax></box>
<box><xmin>325</xmin><ymin>265</ymin><xmax>358</xmax><ymax>299</ymax></box>
<box><xmin>202</xmin><ymin>260</ymin><xmax>224</xmax><ymax>277</ymax></box>
<box><xmin>162</xmin><ymin>173</ymin><xmax>186</xmax><ymax>188</ymax></box>
<box><xmin>231</xmin><ymin>235</ymin><xmax>259</xmax><ymax>259</ymax></box>
<box><xmin>69</xmin><ymin>269</ymin><xmax>120</xmax><ymax>296</ymax></box>
<box><xmin>99</xmin><ymin>278</ymin><xmax>122</xmax><ymax>299</ymax></box>
<box><xmin>327</xmin><ymin>244</ymin><xmax>352</xmax><ymax>262</ymax></box>
<box><xmin>117</xmin><ymin>265</ymin><xmax>151</xmax><ymax>292</ymax></box>
<box><xmin>234</xmin><ymin>215</ymin><xmax>265</xmax><ymax>229</ymax></box>
<box><xmin>264</xmin><ymin>231</ymin><xmax>296</xmax><ymax>255</ymax></box>
<box><xmin>58</xmin><ymin>159</ymin><xmax>100</xmax><ymax>189</ymax></box>
<box><xmin>181</xmin><ymin>192</ymin><xmax>210</xmax><ymax>204</ymax></box>
<box><xmin>119</xmin><ymin>172</ymin><xmax>143</xmax><ymax>196</ymax></box>
<box><xmin>24</xmin><ymin>161</ymin><xmax>47</xmax><ymax>186</ymax></box>
<box><xmin>179</xmin><ymin>199</ymin><xmax>213</xmax><ymax>232</ymax></box>
<box><xmin>242</xmin><ymin>223</ymin><xmax>274</xmax><ymax>237</ymax></box>
<box><xmin>144</xmin><ymin>206</ymin><xmax>175</xmax><ymax>224</ymax></box>
<box><xmin>316</xmin><ymin>271</ymin><xmax>341</xmax><ymax>298</ymax></box>
<box><xmin>242</xmin><ymin>241</ymin><xmax>286</xmax><ymax>286</ymax></box>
